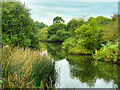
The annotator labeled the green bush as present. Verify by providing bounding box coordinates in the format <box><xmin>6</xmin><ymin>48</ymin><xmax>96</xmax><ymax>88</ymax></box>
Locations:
<box><xmin>93</xmin><ymin>41</ymin><xmax>119</xmax><ymax>62</ymax></box>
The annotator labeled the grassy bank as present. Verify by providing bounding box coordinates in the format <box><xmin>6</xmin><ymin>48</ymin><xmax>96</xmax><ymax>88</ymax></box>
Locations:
<box><xmin>2</xmin><ymin>46</ymin><xmax>56</xmax><ymax>88</ymax></box>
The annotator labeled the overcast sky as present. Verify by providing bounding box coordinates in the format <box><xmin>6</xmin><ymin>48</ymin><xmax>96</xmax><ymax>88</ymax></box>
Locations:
<box><xmin>20</xmin><ymin>0</ymin><xmax>119</xmax><ymax>26</ymax></box>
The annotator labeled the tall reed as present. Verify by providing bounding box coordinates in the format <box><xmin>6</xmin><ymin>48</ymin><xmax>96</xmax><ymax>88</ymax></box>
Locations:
<box><xmin>2</xmin><ymin>46</ymin><xmax>56</xmax><ymax>88</ymax></box>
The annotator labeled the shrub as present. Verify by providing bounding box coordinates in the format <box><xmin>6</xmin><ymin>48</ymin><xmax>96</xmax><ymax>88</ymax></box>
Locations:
<box><xmin>93</xmin><ymin>41</ymin><xmax>119</xmax><ymax>62</ymax></box>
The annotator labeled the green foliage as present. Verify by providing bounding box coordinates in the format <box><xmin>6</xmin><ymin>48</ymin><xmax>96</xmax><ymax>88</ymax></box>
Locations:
<box><xmin>62</xmin><ymin>16</ymin><xmax>113</xmax><ymax>54</ymax></box>
<box><xmin>2</xmin><ymin>2</ymin><xmax>34</xmax><ymax>47</ymax></box>
<box><xmin>67</xmin><ymin>18</ymin><xmax>84</xmax><ymax>37</ymax></box>
<box><xmin>53</xmin><ymin>16</ymin><xmax>65</xmax><ymax>24</ymax></box>
<box><xmin>34</xmin><ymin>21</ymin><xmax>48</xmax><ymax>29</ymax></box>
<box><xmin>38</xmin><ymin>27</ymin><xmax>48</xmax><ymax>41</ymax></box>
<box><xmin>62</xmin><ymin>37</ymin><xmax>76</xmax><ymax>54</ymax></box>
<box><xmin>111</xmin><ymin>14</ymin><xmax>120</xmax><ymax>21</ymax></box>
<box><xmin>0</xmin><ymin>30</ymin><xmax>2</xmax><ymax>44</ymax></box>
<box><xmin>2</xmin><ymin>2</ymin><xmax>41</xmax><ymax>48</ymax></box>
<box><xmin>88</xmin><ymin>16</ymin><xmax>112</xmax><ymax>26</ymax></box>
<box><xmin>93</xmin><ymin>41</ymin><xmax>119</xmax><ymax>62</ymax></box>
<box><xmin>47</xmin><ymin>42</ymin><xmax>66</xmax><ymax>61</ymax></box>
<box><xmin>30</xmin><ymin>55</ymin><xmax>56</xmax><ymax>87</ymax></box>
<box><xmin>75</xmin><ymin>20</ymin><xmax>102</xmax><ymax>51</ymax></box>
<box><xmin>56</xmin><ymin>29</ymin><xmax>69</xmax><ymax>41</ymax></box>
<box><xmin>101</xmin><ymin>20</ymin><xmax>118</xmax><ymax>44</ymax></box>
<box><xmin>47</xmin><ymin>23</ymin><xmax>69</xmax><ymax>41</ymax></box>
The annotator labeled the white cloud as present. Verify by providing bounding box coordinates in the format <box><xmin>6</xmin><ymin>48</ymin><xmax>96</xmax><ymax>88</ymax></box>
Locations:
<box><xmin>26</xmin><ymin>5</ymin><xmax>77</xmax><ymax>12</ymax></box>
<box><xmin>19</xmin><ymin>0</ymin><xmax>118</xmax><ymax>25</ymax></box>
<box><xmin>36</xmin><ymin>18</ymin><xmax>52</xmax><ymax>26</ymax></box>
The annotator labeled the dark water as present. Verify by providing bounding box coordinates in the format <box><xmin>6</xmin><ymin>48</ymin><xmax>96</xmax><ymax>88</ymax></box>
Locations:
<box><xmin>39</xmin><ymin>42</ymin><xmax>119</xmax><ymax>88</ymax></box>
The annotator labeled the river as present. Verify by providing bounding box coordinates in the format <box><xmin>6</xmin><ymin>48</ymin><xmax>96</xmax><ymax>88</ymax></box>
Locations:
<box><xmin>38</xmin><ymin>42</ymin><xmax>119</xmax><ymax>88</ymax></box>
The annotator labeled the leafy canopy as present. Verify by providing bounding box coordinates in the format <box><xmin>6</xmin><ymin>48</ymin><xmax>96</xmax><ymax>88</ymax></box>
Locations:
<box><xmin>53</xmin><ymin>16</ymin><xmax>65</xmax><ymax>24</ymax></box>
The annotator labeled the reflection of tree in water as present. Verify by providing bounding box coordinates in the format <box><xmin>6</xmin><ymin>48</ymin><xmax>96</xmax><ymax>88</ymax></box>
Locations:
<box><xmin>96</xmin><ymin>62</ymin><xmax>118</xmax><ymax>88</ymax></box>
<box><xmin>67</xmin><ymin>55</ymin><xmax>97</xmax><ymax>87</ymax></box>
<box><xmin>47</xmin><ymin>42</ymin><xmax>66</xmax><ymax>61</ymax></box>
<box><xmin>66</xmin><ymin>55</ymin><xmax>119</xmax><ymax>88</ymax></box>
<box><xmin>118</xmin><ymin>65</ymin><xmax>120</xmax><ymax>89</ymax></box>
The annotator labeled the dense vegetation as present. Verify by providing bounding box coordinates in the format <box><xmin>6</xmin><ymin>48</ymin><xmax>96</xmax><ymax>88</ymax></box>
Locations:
<box><xmin>1</xmin><ymin>0</ymin><xmax>119</xmax><ymax>89</ymax></box>
<box><xmin>2</xmin><ymin>1</ymin><xmax>55</xmax><ymax>88</ymax></box>
<box><xmin>2</xmin><ymin>2</ymin><xmax>47</xmax><ymax>48</ymax></box>
<box><xmin>2</xmin><ymin>1</ymin><xmax>119</xmax><ymax>61</ymax></box>
<box><xmin>62</xmin><ymin>16</ymin><xmax>119</xmax><ymax>62</ymax></box>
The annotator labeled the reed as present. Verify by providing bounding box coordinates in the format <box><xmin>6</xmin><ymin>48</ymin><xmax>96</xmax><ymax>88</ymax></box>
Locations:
<box><xmin>2</xmin><ymin>46</ymin><xmax>56</xmax><ymax>88</ymax></box>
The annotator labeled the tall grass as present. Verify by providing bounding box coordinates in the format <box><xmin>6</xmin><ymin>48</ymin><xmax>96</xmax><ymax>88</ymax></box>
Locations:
<box><xmin>2</xmin><ymin>46</ymin><xmax>56</xmax><ymax>88</ymax></box>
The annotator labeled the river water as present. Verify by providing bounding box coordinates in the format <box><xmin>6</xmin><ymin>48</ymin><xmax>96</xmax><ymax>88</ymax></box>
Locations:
<box><xmin>39</xmin><ymin>42</ymin><xmax>119</xmax><ymax>88</ymax></box>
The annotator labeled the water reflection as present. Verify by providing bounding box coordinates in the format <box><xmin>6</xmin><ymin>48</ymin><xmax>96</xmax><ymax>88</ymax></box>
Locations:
<box><xmin>66</xmin><ymin>55</ymin><xmax>97</xmax><ymax>88</ymax></box>
<box><xmin>38</xmin><ymin>42</ymin><xmax>119</xmax><ymax>88</ymax></box>
<box><xmin>66</xmin><ymin>55</ymin><xmax>118</xmax><ymax>88</ymax></box>
<box><xmin>46</xmin><ymin>42</ymin><xmax>66</xmax><ymax>61</ymax></box>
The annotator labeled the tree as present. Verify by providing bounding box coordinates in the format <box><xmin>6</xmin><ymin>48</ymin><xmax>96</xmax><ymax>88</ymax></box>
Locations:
<box><xmin>111</xmin><ymin>14</ymin><xmax>120</xmax><ymax>21</ymax></box>
<box><xmin>101</xmin><ymin>21</ymin><xmax>118</xmax><ymax>44</ymax></box>
<box><xmin>67</xmin><ymin>18</ymin><xmax>84</xmax><ymax>37</ymax></box>
<box><xmin>2</xmin><ymin>2</ymin><xmax>36</xmax><ymax>47</ymax></box>
<box><xmin>34</xmin><ymin>21</ymin><xmax>48</xmax><ymax>29</ymax></box>
<box><xmin>47</xmin><ymin>23</ymin><xmax>69</xmax><ymax>41</ymax></box>
<box><xmin>53</xmin><ymin>16</ymin><xmax>65</xmax><ymax>24</ymax></box>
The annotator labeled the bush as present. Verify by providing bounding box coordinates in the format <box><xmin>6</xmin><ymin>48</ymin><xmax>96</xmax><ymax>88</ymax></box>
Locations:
<box><xmin>93</xmin><ymin>41</ymin><xmax>119</xmax><ymax>62</ymax></box>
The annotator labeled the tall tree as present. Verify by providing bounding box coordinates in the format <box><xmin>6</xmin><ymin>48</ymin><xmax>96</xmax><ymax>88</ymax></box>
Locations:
<box><xmin>53</xmin><ymin>16</ymin><xmax>65</xmax><ymax>24</ymax></box>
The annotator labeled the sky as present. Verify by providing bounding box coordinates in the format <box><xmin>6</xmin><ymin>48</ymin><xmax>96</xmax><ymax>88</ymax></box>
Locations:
<box><xmin>20</xmin><ymin>0</ymin><xmax>119</xmax><ymax>26</ymax></box>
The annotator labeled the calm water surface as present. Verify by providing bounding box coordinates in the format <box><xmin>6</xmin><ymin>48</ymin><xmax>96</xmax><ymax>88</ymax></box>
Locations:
<box><xmin>39</xmin><ymin>42</ymin><xmax>119</xmax><ymax>88</ymax></box>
